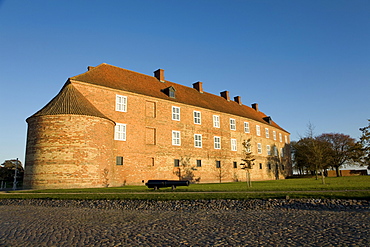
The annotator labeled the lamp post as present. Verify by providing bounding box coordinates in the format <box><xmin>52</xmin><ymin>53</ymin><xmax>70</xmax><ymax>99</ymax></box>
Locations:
<box><xmin>12</xmin><ymin>158</ymin><xmax>18</xmax><ymax>190</ymax></box>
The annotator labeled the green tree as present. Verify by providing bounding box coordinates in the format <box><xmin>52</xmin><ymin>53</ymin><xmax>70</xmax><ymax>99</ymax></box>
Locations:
<box><xmin>359</xmin><ymin>120</ymin><xmax>370</xmax><ymax>169</ymax></box>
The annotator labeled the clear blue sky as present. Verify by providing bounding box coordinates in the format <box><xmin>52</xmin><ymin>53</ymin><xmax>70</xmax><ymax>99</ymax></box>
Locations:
<box><xmin>0</xmin><ymin>0</ymin><xmax>369</xmax><ymax>164</ymax></box>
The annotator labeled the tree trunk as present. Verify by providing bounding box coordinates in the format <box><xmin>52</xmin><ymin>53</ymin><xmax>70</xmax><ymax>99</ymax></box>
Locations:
<box><xmin>321</xmin><ymin>169</ymin><xmax>326</xmax><ymax>184</ymax></box>
<box><xmin>335</xmin><ymin>166</ymin><xmax>341</xmax><ymax>177</ymax></box>
<box><xmin>246</xmin><ymin>170</ymin><xmax>252</xmax><ymax>187</ymax></box>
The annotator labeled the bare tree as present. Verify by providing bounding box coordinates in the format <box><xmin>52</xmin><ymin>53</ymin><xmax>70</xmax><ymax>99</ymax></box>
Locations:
<box><xmin>241</xmin><ymin>139</ymin><xmax>255</xmax><ymax>187</ymax></box>
<box><xmin>292</xmin><ymin>137</ymin><xmax>332</xmax><ymax>184</ymax></box>
<box><xmin>317</xmin><ymin>133</ymin><xmax>363</xmax><ymax>177</ymax></box>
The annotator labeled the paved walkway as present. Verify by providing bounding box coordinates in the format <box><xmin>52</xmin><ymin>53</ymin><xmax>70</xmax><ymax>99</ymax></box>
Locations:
<box><xmin>0</xmin><ymin>199</ymin><xmax>369</xmax><ymax>246</ymax></box>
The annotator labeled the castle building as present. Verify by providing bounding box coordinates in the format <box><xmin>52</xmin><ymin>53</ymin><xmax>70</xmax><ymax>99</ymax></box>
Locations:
<box><xmin>24</xmin><ymin>63</ymin><xmax>291</xmax><ymax>189</ymax></box>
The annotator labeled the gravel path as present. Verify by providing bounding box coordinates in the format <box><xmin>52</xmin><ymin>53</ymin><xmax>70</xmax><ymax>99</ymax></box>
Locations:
<box><xmin>0</xmin><ymin>199</ymin><xmax>369</xmax><ymax>246</ymax></box>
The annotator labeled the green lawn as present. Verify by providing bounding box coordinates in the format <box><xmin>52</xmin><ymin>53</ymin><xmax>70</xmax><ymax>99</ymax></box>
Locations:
<box><xmin>1</xmin><ymin>176</ymin><xmax>369</xmax><ymax>200</ymax></box>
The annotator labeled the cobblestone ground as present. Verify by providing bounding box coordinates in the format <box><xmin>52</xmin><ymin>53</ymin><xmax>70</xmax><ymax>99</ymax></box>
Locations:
<box><xmin>0</xmin><ymin>199</ymin><xmax>369</xmax><ymax>246</ymax></box>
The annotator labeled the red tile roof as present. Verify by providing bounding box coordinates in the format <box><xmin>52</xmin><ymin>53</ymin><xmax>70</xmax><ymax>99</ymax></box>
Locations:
<box><xmin>71</xmin><ymin>63</ymin><xmax>288</xmax><ymax>133</ymax></box>
<box><xmin>27</xmin><ymin>82</ymin><xmax>113</xmax><ymax>122</ymax></box>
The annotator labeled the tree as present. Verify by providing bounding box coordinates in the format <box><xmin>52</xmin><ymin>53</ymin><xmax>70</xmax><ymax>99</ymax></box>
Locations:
<box><xmin>317</xmin><ymin>133</ymin><xmax>363</xmax><ymax>177</ymax></box>
<box><xmin>241</xmin><ymin>139</ymin><xmax>255</xmax><ymax>187</ymax></box>
<box><xmin>0</xmin><ymin>159</ymin><xmax>24</xmax><ymax>188</ymax></box>
<box><xmin>291</xmin><ymin>137</ymin><xmax>331</xmax><ymax>183</ymax></box>
<box><xmin>360</xmin><ymin>120</ymin><xmax>370</xmax><ymax>169</ymax></box>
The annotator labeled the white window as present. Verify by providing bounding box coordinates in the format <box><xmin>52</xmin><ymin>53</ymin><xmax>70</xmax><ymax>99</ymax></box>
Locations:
<box><xmin>213</xmin><ymin>115</ymin><xmax>220</xmax><ymax>128</ymax></box>
<box><xmin>193</xmin><ymin>111</ymin><xmax>201</xmax><ymax>124</ymax></box>
<box><xmin>231</xmin><ymin>139</ymin><xmax>237</xmax><ymax>151</ymax></box>
<box><xmin>257</xmin><ymin>143</ymin><xmax>262</xmax><ymax>154</ymax></box>
<box><xmin>214</xmin><ymin>136</ymin><xmax>221</xmax><ymax>149</ymax></box>
<box><xmin>172</xmin><ymin>131</ymin><xmax>181</xmax><ymax>146</ymax></box>
<box><xmin>285</xmin><ymin>135</ymin><xmax>288</xmax><ymax>143</ymax></box>
<box><xmin>256</xmin><ymin>125</ymin><xmax>261</xmax><ymax>136</ymax></box>
<box><xmin>194</xmin><ymin>134</ymin><xmax>202</xmax><ymax>148</ymax></box>
<box><xmin>274</xmin><ymin>146</ymin><xmax>278</xmax><ymax>156</ymax></box>
<box><xmin>273</xmin><ymin>131</ymin><xmax>276</xmax><ymax>140</ymax></box>
<box><xmin>280</xmin><ymin>148</ymin><xmax>284</xmax><ymax>157</ymax></box>
<box><xmin>279</xmin><ymin>133</ymin><xmax>282</xmax><ymax>142</ymax></box>
<box><xmin>267</xmin><ymin>145</ymin><xmax>271</xmax><ymax>155</ymax></box>
<box><xmin>265</xmin><ymin>128</ymin><xmax>269</xmax><ymax>138</ymax></box>
<box><xmin>230</xmin><ymin>118</ymin><xmax>236</xmax><ymax>130</ymax></box>
<box><xmin>114</xmin><ymin>123</ymin><xmax>126</xmax><ymax>141</ymax></box>
<box><xmin>244</xmin><ymin>122</ymin><xmax>250</xmax><ymax>133</ymax></box>
<box><xmin>172</xmin><ymin>106</ymin><xmax>180</xmax><ymax>121</ymax></box>
<box><xmin>116</xmin><ymin>95</ymin><xmax>127</xmax><ymax>112</ymax></box>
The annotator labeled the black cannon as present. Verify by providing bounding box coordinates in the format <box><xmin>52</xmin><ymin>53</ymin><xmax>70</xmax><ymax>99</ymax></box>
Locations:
<box><xmin>145</xmin><ymin>180</ymin><xmax>190</xmax><ymax>190</ymax></box>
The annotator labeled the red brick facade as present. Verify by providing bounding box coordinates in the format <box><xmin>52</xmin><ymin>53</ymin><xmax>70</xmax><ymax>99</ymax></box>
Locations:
<box><xmin>24</xmin><ymin>64</ymin><xmax>291</xmax><ymax>189</ymax></box>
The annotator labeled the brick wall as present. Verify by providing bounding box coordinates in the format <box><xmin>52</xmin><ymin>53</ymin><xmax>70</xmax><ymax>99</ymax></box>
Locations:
<box><xmin>72</xmin><ymin>81</ymin><xmax>291</xmax><ymax>186</ymax></box>
<box><xmin>24</xmin><ymin>115</ymin><xmax>115</xmax><ymax>189</ymax></box>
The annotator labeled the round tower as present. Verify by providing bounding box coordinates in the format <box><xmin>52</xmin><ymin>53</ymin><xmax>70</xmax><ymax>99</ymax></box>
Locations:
<box><xmin>24</xmin><ymin>82</ymin><xmax>115</xmax><ymax>189</ymax></box>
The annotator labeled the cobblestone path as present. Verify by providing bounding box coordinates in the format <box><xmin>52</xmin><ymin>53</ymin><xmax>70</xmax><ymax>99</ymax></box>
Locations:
<box><xmin>0</xmin><ymin>200</ymin><xmax>369</xmax><ymax>246</ymax></box>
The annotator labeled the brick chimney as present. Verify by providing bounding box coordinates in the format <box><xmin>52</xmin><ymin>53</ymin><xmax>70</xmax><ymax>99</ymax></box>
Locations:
<box><xmin>234</xmin><ymin>96</ymin><xmax>242</xmax><ymax>105</ymax></box>
<box><xmin>87</xmin><ymin>66</ymin><xmax>95</xmax><ymax>71</ymax></box>
<box><xmin>220</xmin><ymin>91</ymin><xmax>230</xmax><ymax>101</ymax></box>
<box><xmin>154</xmin><ymin>69</ymin><xmax>165</xmax><ymax>82</ymax></box>
<box><xmin>193</xmin><ymin>81</ymin><xmax>203</xmax><ymax>93</ymax></box>
<box><xmin>252</xmin><ymin>103</ymin><xmax>259</xmax><ymax>112</ymax></box>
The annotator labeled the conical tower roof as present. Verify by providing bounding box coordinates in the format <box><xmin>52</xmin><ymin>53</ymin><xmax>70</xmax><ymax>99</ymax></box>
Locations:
<box><xmin>28</xmin><ymin>81</ymin><xmax>113</xmax><ymax>122</ymax></box>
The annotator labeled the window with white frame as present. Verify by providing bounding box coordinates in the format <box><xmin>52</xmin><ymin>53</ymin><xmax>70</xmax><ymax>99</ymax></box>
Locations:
<box><xmin>265</xmin><ymin>128</ymin><xmax>269</xmax><ymax>138</ymax></box>
<box><xmin>172</xmin><ymin>131</ymin><xmax>181</xmax><ymax>146</ymax></box>
<box><xmin>279</xmin><ymin>133</ymin><xmax>282</xmax><ymax>142</ymax></box>
<box><xmin>256</xmin><ymin>125</ymin><xmax>261</xmax><ymax>136</ymax></box>
<box><xmin>285</xmin><ymin>135</ymin><xmax>288</xmax><ymax>143</ymax></box>
<box><xmin>172</xmin><ymin>106</ymin><xmax>180</xmax><ymax>121</ymax></box>
<box><xmin>273</xmin><ymin>131</ymin><xmax>276</xmax><ymax>140</ymax></box>
<box><xmin>267</xmin><ymin>145</ymin><xmax>271</xmax><ymax>155</ymax></box>
<box><xmin>274</xmin><ymin>146</ymin><xmax>278</xmax><ymax>156</ymax></box>
<box><xmin>231</xmin><ymin>139</ymin><xmax>237</xmax><ymax>151</ymax></box>
<box><xmin>257</xmin><ymin>143</ymin><xmax>262</xmax><ymax>154</ymax></box>
<box><xmin>194</xmin><ymin>134</ymin><xmax>202</xmax><ymax>148</ymax></box>
<box><xmin>193</xmin><ymin>111</ymin><xmax>201</xmax><ymax>124</ymax></box>
<box><xmin>214</xmin><ymin>136</ymin><xmax>221</xmax><ymax>149</ymax></box>
<box><xmin>114</xmin><ymin>123</ymin><xmax>126</xmax><ymax>141</ymax></box>
<box><xmin>230</xmin><ymin>118</ymin><xmax>236</xmax><ymax>130</ymax></box>
<box><xmin>280</xmin><ymin>148</ymin><xmax>284</xmax><ymax>157</ymax></box>
<box><xmin>213</xmin><ymin>115</ymin><xmax>220</xmax><ymax>128</ymax></box>
<box><xmin>116</xmin><ymin>95</ymin><xmax>127</xmax><ymax>112</ymax></box>
<box><xmin>244</xmin><ymin>122</ymin><xmax>250</xmax><ymax>133</ymax></box>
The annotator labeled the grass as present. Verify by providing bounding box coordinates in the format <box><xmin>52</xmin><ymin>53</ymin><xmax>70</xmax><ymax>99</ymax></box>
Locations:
<box><xmin>1</xmin><ymin>176</ymin><xmax>369</xmax><ymax>200</ymax></box>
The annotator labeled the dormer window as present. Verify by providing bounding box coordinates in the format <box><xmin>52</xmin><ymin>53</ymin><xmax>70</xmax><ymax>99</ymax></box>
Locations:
<box><xmin>163</xmin><ymin>86</ymin><xmax>176</xmax><ymax>98</ymax></box>
<box><xmin>263</xmin><ymin>116</ymin><xmax>272</xmax><ymax>124</ymax></box>
<box><xmin>169</xmin><ymin>89</ymin><xmax>175</xmax><ymax>98</ymax></box>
